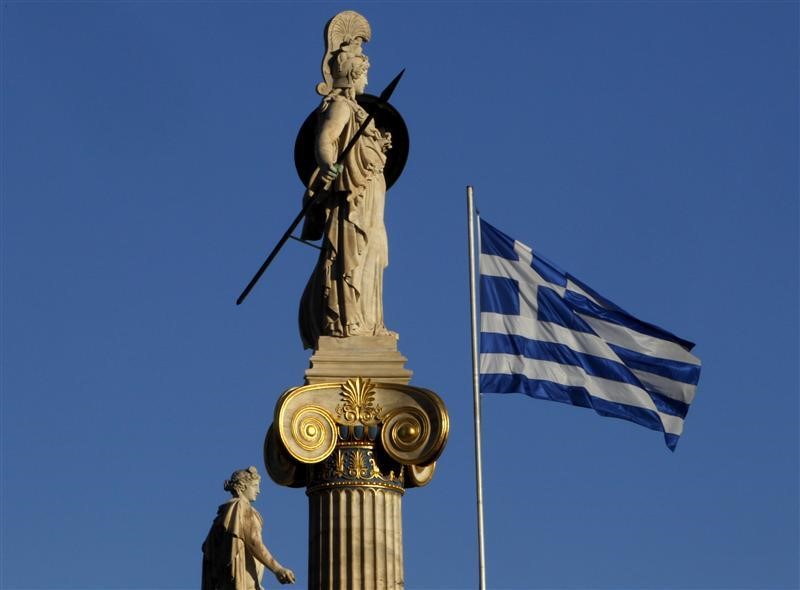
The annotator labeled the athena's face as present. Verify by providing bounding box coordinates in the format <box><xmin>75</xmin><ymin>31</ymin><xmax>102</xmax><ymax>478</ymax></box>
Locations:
<box><xmin>353</xmin><ymin>70</ymin><xmax>368</xmax><ymax>95</ymax></box>
<box><xmin>241</xmin><ymin>480</ymin><xmax>260</xmax><ymax>502</ymax></box>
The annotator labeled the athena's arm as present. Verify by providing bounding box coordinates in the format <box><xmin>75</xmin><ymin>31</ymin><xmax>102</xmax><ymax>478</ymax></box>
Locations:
<box><xmin>315</xmin><ymin>99</ymin><xmax>350</xmax><ymax>171</ymax></box>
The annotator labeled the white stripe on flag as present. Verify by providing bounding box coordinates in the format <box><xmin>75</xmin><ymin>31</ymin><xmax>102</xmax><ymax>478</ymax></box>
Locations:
<box><xmin>631</xmin><ymin>369</ymin><xmax>697</xmax><ymax>404</ymax></box>
<box><xmin>482</xmin><ymin>312</ymin><xmax>622</xmax><ymax>364</ymax></box>
<box><xmin>578</xmin><ymin>314</ymin><xmax>700</xmax><ymax>365</ymax></box>
<box><xmin>480</xmin><ymin>353</ymin><xmax>685</xmax><ymax>436</ymax></box>
<box><xmin>483</xmin><ymin>312</ymin><xmax>696</xmax><ymax>404</ymax></box>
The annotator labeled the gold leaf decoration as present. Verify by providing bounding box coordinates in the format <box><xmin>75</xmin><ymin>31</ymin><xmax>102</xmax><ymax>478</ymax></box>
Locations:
<box><xmin>333</xmin><ymin>450</ymin><xmax>345</xmax><ymax>478</ymax></box>
<box><xmin>347</xmin><ymin>449</ymin><xmax>371</xmax><ymax>479</ymax></box>
<box><xmin>336</xmin><ymin>377</ymin><xmax>383</xmax><ymax>425</ymax></box>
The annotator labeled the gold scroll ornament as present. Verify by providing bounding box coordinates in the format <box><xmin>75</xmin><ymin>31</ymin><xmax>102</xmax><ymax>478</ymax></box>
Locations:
<box><xmin>265</xmin><ymin>378</ymin><xmax>448</xmax><ymax>487</ymax></box>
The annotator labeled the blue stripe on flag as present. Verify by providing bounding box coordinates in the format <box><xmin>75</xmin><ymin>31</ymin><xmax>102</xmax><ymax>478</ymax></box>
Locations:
<box><xmin>564</xmin><ymin>289</ymin><xmax>696</xmax><ymax>351</ymax></box>
<box><xmin>647</xmin><ymin>390</ymin><xmax>690</xmax><ymax>419</ymax></box>
<box><xmin>481</xmin><ymin>333</ymin><xmax>690</xmax><ymax>419</ymax></box>
<box><xmin>532</xmin><ymin>253</ymin><xmax>567</xmax><ymax>287</ymax></box>
<box><xmin>569</xmin><ymin>275</ymin><xmax>696</xmax><ymax>353</ymax></box>
<box><xmin>568</xmin><ymin>274</ymin><xmax>626</xmax><ymax>313</ymax></box>
<box><xmin>609</xmin><ymin>344</ymin><xmax>701</xmax><ymax>385</ymax></box>
<box><xmin>479</xmin><ymin>373</ymin><xmax>678</xmax><ymax>450</ymax></box>
<box><xmin>480</xmin><ymin>275</ymin><xmax>520</xmax><ymax>315</ymax></box>
<box><xmin>481</xmin><ymin>332</ymin><xmax>641</xmax><ymax>388</ymax></box>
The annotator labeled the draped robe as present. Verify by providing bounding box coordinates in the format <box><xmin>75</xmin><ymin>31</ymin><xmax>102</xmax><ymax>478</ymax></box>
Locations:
<box><xmin>202</xmin><ymin>498</ymin><xmax>274</xmax><ymax>590</ymax></box>
<box><xmin>299</xmin><ymin>93</ymin><xmax>391</xmax><ymax>349</ymax></box>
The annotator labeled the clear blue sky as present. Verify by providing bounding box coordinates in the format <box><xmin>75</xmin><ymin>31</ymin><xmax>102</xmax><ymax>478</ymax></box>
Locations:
<box><xmin>2</xmin><ymin>2</ymin><xmax>797</xmax><ymax>589</ymax></box>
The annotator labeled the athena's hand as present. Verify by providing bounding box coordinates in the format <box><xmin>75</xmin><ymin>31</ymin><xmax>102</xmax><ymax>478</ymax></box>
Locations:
<box><xmin>320</xmin><ymin>163</ymin><xmax>342</xmax><ymax>186</ymax></box>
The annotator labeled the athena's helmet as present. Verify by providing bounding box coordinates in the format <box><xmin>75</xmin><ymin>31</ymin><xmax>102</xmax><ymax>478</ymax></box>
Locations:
<box><xmin>316</xmin><ymin>11</ymin><xmax>372</xmax><ymax>95</ymax></box>
<box><xmin>223</xmin><ymin>466</ymin><xmax>261</xmax><ymax>496</ymax></box>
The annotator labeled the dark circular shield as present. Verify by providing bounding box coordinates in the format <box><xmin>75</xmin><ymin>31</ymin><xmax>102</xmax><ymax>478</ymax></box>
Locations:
<box><xmin>293</xmin><ymin>93</ymin><xmax>409</xmax><ymax>189</ymax></box>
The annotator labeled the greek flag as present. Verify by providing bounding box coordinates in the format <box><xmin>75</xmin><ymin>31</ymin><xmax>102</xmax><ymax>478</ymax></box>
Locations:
<box><xmin>479</xmin><ymin>220</ymin><xmax>701</xmax><ymax>450</ymax></box>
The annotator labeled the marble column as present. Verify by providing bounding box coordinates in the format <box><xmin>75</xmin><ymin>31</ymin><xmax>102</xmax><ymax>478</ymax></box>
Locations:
<box><xmin>264</xmin><ymin>339</ymin><xmax>447</xmax><ymax>590</ymax></box>
<box><xmin>307</xmin><ymin>453</ymin><xmax>404</xmax><ymax>588</ymax></box>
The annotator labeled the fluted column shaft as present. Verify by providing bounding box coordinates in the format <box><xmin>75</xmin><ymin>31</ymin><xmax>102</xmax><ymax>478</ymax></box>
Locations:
<box><xmin>308</xmin><ymin>485</ymin><xmax>403</xmax><ymax>590</ymax></box>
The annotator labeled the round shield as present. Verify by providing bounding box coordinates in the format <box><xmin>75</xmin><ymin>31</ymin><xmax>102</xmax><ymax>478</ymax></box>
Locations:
<box><xmin>293</xmin><ymin>93</ymin><xmax>409</xmax><ymax>189</ymax></box>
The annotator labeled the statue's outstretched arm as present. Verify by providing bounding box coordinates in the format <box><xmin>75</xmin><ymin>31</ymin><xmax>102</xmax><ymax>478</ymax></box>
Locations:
<box><xmin>243</xmin><ymin>517</ymin><xmax>296</xmax><ymax>584</ymax></box>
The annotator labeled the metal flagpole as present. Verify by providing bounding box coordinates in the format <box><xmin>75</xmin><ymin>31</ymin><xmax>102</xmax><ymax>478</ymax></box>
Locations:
<box><xmin>467</xmin><ymin>185</ymin><xmax>487</xmax><ymax>590</ymax></box>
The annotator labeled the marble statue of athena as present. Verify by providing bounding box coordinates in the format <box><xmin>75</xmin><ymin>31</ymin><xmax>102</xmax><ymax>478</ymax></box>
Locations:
<box><xmin>299</xmin><ymin>10</ymin><xmax>395</xmax><ymax>349</ymax></box>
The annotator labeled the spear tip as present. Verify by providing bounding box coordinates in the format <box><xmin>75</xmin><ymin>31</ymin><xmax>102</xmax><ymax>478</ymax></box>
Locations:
<box><xmin>378</xmin><ymin>68</ymin><xmax>406</xmax><ymax>103</ymax></box>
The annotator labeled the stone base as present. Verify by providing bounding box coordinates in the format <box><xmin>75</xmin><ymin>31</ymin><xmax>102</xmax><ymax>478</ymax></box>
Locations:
<box><xmin>305</xmin><ymin>336</ymin><xmax>413</xmax><ymax>385</ymax></box>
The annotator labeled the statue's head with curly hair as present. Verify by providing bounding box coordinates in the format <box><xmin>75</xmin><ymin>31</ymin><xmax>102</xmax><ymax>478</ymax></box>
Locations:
<box><xmin>223</xmin><ymin>466</ymin><xmax>261</xmax><ymax>498</ymax></box>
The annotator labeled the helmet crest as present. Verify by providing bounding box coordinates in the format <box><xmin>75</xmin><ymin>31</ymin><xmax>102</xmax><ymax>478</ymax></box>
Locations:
<box><xmin>316</xmin><ymin>11</ymin><xmax>372</xmax><ymax>95</ymax></box>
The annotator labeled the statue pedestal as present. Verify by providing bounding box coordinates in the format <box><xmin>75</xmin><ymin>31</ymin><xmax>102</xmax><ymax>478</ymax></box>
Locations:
<box><xmin>265</xmin><ymin>345</ymin><xmax>448</xmax><ymax>590</ymax></box>
<box><xmin>305</xmin><ymin>335</ymin><xmax>413</xmax><ymax>385</ymax></box>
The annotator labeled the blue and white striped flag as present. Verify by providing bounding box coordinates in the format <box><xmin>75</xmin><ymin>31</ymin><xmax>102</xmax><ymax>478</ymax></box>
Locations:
<box><xmin>479</xmin><ymin>220</ymin><xmax>701</xmax><ymax>450</ymax></box>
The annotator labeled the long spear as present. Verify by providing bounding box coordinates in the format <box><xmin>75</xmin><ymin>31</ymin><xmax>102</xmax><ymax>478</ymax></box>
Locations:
<box><xmin>236</xmin><ymin>69</ymin><xmax>406</xmax><ymax>306</ymax></box>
